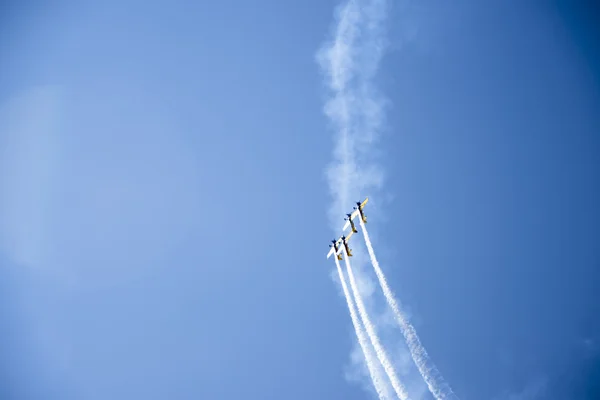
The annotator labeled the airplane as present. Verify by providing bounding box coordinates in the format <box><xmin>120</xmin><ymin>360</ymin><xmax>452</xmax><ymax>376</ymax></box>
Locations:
<box><xmin>343</xmin><ymin>197</ymin><xmax>369</xmax><ymax>231</ymax></box>
<box><xmin>341</xmin><ymin>233</ymin><xmax>354</xmax><ymax>257</ymax></box>
<box><xmin>326</xmin><ymin>230</ymin><xmax>355</xmax><ymax>259</ymax></box>
<box><xmin>344</xmin><ymin>213</ymin><xmax>358</xmax><ymax>233</ymax></box>
<box><xmin>328</xmin><ymin>239</ymin><xmax>343</xmax><ymax>261</ymax></box>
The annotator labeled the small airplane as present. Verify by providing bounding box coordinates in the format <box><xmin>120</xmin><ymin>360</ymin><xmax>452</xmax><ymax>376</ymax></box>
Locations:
<box><xmin>345</xmin><ymin>213</ymin><xmax>358</xmax><ymax>233</ymax></box>
<box><xmin>326</xmin><ymin>230</ymin><xmax>355</xmax><ymax>259</ymax></box>
<box><xmin>343</xmin><ymin>197</ymin><xmax>369</xmax><ymax>231</ymax></box>
<box><xmin>341</xmin><ymin>233</ymin><xmax>354</xmax><ymax>257</ymax></box>
<box><xmin>328</xmin><ymin>239</ymin><xmax>343</xmax><ymax>261</ymax></box>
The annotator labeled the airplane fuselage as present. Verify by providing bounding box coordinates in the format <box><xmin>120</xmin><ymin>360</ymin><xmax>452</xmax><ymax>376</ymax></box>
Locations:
<box><xmin>342</xmin><ymin>236</ymin><xmax>353</xmax><ymax>257</ymax></box>
<box><xmin>358</xmin><ymin>208</ymin><xmax>366</xmax><ymax>223</ymax></box>
<box><xmin>356</xmin><ymin>201</ymin><xmax>367</xmax><ymax>223</ymax></box>
<box><xmin>347</xmin><ymin>214</ymin><xmax>358</xmax><ymax>233</ymax></box>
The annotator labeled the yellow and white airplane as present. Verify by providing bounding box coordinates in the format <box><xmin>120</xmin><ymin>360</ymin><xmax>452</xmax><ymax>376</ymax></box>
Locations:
<box><xmin>328</xmin><ymin>238</ymin><xmax>344</xmax><ymax>260</ymax></box>
<box><xmin>327</xmin><ymin>231</ymin><xmax>355</xmax><ymax>259</ymax></box>
<box><xmin>343</xmin><ymin>197</ymin><xmax>368</xmax><ymax>231</ymax></box>
<box><xmin>344</xmin><ymin>213</ymin><xmax>358</xmax><ymax>233</ymax></box>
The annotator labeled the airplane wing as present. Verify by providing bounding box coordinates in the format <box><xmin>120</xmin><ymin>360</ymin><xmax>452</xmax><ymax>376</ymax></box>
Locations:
<box><xmin>345</xmin><ymin>230</ymin><xmax>355</xmax><ymax>241</ymax></box>
<box><xmin>360</xmin><ymin>198</ymin><xmax>369</xmax><ymax>208</ymax></box>
<box><xmin>342</xmin><ymin>209</ymin><xmax>360</xmax><ymax>231</ymax></box>
<box><xmin>327</xmin><ymin>245</ymin><xmax>343</xmax><ymax>259</ymax></box>
<box><xmin>327</xmin><ymin>247</ymin><xmax>337</xmax><ymax>259</ymax></box>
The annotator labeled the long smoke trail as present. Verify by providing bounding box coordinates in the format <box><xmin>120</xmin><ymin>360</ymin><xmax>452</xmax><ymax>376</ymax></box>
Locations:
<box><xmin>359</xmin><ymin>218</ymin><xmax>459</xmax><ymax>400</ymax></box>
<box><xmin>343</xmin><ymin>250</ymin><xmax>409</xmax><ymax>400</ymax></box>
<box><xmin>334</xmin><ymin>256</ymin><xmax>389</xmax><ymax>400</ymax></box>
<box><xmin>319</xmin><ymin>0</ymin><xmax>388</xmax><ymax>222</ymax></box>
<box><xmin>319</xmin><ymin>0</ymin><xmax>393</xmax><ymax>396</ymax></box>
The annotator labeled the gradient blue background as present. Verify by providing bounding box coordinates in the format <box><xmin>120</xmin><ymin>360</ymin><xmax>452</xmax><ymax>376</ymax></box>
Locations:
<box><xmin>1</xmin><ymin>1</ymin><xmax>599</xmax><ymax>399</ymax></box>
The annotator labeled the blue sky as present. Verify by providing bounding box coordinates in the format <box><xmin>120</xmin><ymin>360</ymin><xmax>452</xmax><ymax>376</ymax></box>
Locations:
<box><xmin>1</xmin><ymin>1</ymin><xmax>599</xmax><ymax>399</ymax></box>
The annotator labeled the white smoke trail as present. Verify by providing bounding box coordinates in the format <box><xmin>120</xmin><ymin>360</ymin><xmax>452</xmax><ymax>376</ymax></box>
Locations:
<box><xmin>334</xmin><ymin>256</ymin><xmax>389</xmax><ymax>400</ymax></box>
<box><xmin>359</xmin><ymin>218</ymin><xmax>459</xmax><ymax>400</ymax></box>
<box><xmin>343</xmin><ymin>249</ymin><xmax>409</xmax><ymax>400</ymax></box>
<box><xmin>319</xmin><ymin>0</ymin><xmax>393</xmax><ymax>396</ymax></box>
<box><xmin>319</xmin><ymin>0</ymin><xmax>388</xmax><ymax>224</ymax></box>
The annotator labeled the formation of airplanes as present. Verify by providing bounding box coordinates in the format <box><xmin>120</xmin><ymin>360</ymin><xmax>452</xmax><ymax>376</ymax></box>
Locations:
<box><xmin>327</xmin><ymin>197</ymin><xmax>369</xmax><ymax>260</ymax></box>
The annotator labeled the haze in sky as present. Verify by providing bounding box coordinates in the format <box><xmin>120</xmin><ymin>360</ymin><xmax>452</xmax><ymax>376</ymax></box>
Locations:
<box><xmin>1</xmin><ymin>1</ymin><xmax>599</xmax><ymax>399</ymax></box>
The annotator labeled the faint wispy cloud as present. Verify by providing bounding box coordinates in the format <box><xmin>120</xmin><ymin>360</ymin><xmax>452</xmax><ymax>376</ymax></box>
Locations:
<box><xmin>0</xmin><ymin>85</ymin><xmax>65</xmax><ymax>272</ymax></box>
<box><xmin>317</xmin><ymin>0</ymin><xmax>388</xmax><ymax>223</ymax></box>
<box><xmin>495</xmin><ymin>377</ymin><xmax>548</xmax><ymax>400</ymax></box>
<box><xmin>0</xmin><ymin>85</ymin><xmax>204</xmax><ymax>287</ymax></box>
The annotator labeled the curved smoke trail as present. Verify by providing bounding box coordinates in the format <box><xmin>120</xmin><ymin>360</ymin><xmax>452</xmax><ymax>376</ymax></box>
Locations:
<box><xmin>319</xmin><ymin>0</ymin><xmax>388</xmax><ymax>224</ymax></box>
<box><xmin>319</xmin><ymin>0</ymin><xmax>396</xmax><ymax>397</ymax></box>
<box><xmin>360</xmin><ymin>218</ymin><xmax>459</xmax><ymax>400</ymax></box>
<box><xmin>334</xmin><ymin>256</ymin><xmax>389</xmax><ymax>400</ymax></box>
<box><xmin>343</xmin><ymin>251</ymin><xmax>409</xmax><ymax>400</ymax></box>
